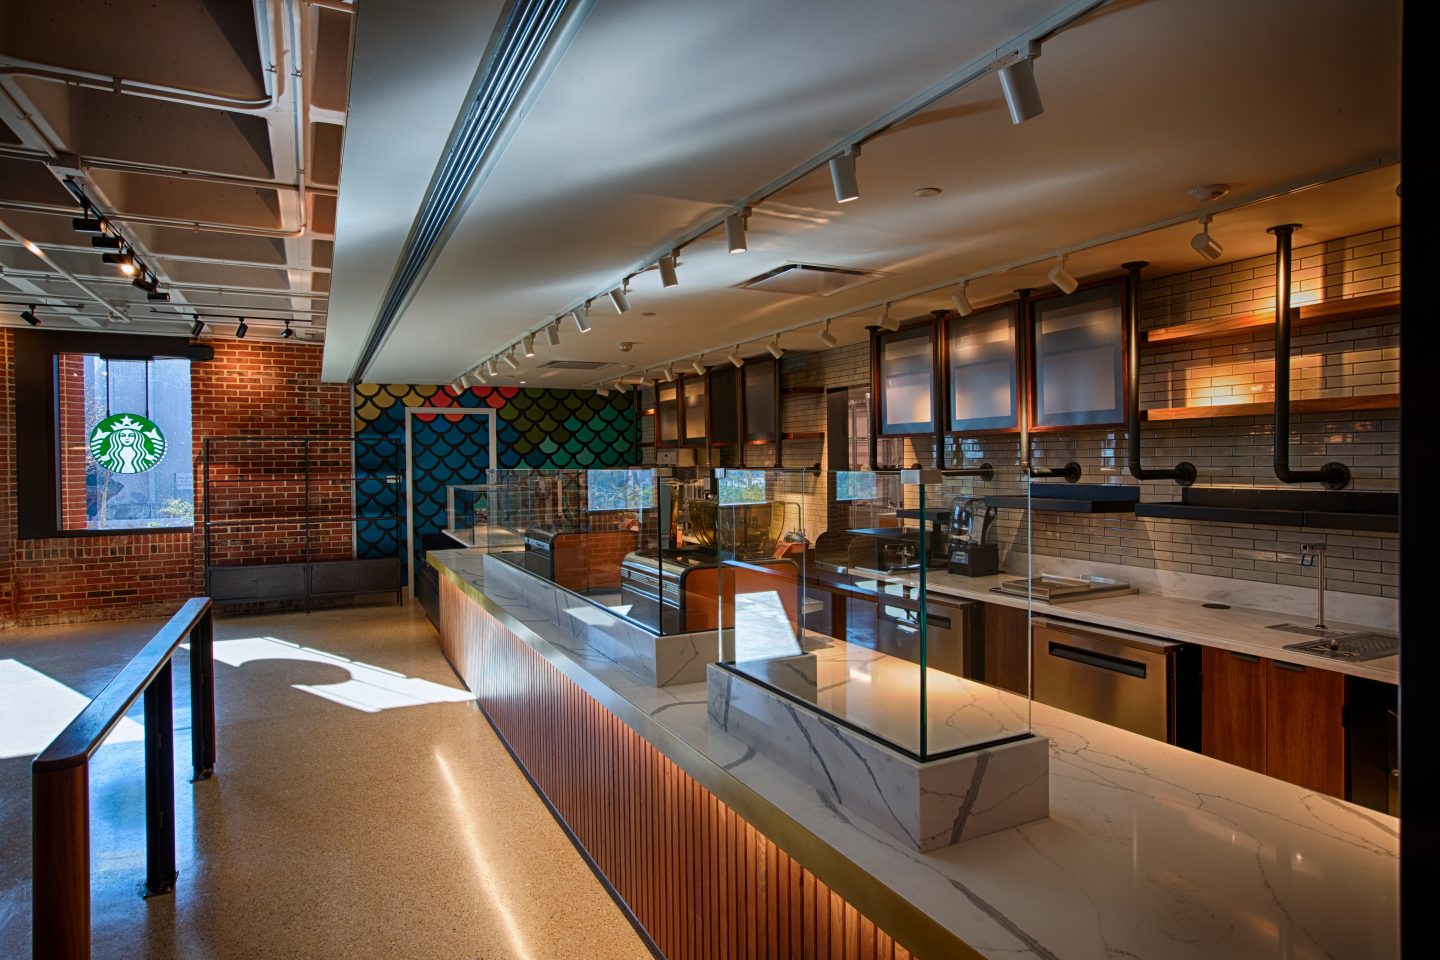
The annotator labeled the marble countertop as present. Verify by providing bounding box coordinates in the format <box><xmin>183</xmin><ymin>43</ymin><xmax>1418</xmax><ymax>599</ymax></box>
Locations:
<box><xmin>431</xmin><ymin>549</ymin><xmax>1399</xmax><ymax>960</ymax></box>
<box><xmin>886</xmin><ymin>569</ymin><xmax>1399</xmax><ymax>684</ymax></box>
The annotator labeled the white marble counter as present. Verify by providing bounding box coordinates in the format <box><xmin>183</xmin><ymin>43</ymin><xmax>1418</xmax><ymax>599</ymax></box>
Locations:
<box><xmin>432</xmin><ymin>549</ymin><xmax>1399</xmax><ymax>959</ymax></box>
<box><xmin>896</xmin><ymin>569</ymin><xmax>1399</xmax><ymax>685</ymax></box>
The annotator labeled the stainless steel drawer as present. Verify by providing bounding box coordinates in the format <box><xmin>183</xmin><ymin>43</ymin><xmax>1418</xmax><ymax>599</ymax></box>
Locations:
<box><xmin>1031</xmin><ymin>618</ymin><xmax>1182</xmax><ymax>743</ymax></box>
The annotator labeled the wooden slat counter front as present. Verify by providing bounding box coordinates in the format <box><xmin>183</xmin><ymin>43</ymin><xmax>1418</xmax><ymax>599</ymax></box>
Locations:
<box><xmin>436</xmin><ymin>570</ymin><xmax>968</xmax><ymax>960</ymax></box>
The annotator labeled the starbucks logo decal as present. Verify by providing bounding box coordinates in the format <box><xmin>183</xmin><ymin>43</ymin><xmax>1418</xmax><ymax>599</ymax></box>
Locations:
<box><xmin>89</xmin><ymin>413</ymin><xmax>167</xmax><ymax>474</ymax></box>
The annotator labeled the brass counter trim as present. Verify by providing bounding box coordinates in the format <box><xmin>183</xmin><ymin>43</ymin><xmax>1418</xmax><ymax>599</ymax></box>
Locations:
<box><xmin>432</xmin><ymin>556</ymin><xmax>982</xmax><ymax>960</ymax></box>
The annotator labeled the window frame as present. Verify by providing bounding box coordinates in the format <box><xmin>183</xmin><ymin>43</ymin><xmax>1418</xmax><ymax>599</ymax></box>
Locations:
<box><xmin>16</xmin><ymin>330</ymin><xmax>195</xmax><ymax>540</ymax></box>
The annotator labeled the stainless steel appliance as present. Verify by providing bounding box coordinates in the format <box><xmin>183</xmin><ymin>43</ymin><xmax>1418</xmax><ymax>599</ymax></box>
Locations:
<box><xmin>847</xmin><ymin>581</ymin><xmax>978</xmax><ymax>678</ymax></box>
<box><xmin>1031</xmin><ymin>617</ymin><xmax>1198</xmax><ymax>746</ymax></box>
<box><xmin>619</xmin><ymin>549</ymin><xmax>709</xmax><ymax>634</ymax></box>
<box><xmin>991</xmin><ymin>574</ymin><xmax>1136</xmax><ymax>603</ymax></box>
<box><xmin>521</xmin><ymin>527</ymin><xmax>558</xmax><ymax>580</ymax></box>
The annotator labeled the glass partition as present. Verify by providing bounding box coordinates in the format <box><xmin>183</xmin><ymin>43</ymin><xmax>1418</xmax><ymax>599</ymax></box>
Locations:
<box><xmin>444</xmin><ymin>484</ymin><xmax>488</xmax><ymax>546</ymax></box>
<box><xmin>717</xmin><ymin>466</ymin><xmax>1034</xmax><ymax>761</ymax></box>
<box><xmin>488</xmin><ymin>467</ymin><xmax>724</xmax><ymax>636</ymax></box>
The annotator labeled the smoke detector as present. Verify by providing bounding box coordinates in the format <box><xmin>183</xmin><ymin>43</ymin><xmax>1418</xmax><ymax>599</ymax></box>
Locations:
<box><xmin>1187</xmin><ymin>183</ymin><xmax>1230</xmax><ymax>203</ymax></box>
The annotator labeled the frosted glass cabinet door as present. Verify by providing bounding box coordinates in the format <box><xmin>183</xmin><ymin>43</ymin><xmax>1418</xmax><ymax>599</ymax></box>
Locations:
<box><xmin>682</xmin><ymin>376</ymin><xmax>707</xmax><ymax>446</ymax></box>
<box><xmin>1032</xmin><ymin>282</ymin><xmax>1126</xmax><ymax>428</ymax></box>
<box><xmin>877</xmin><ymin>325</ymin><xmax>937</xmax><ymax>436</ymax></box>
<box><xmin>947</xmin><ymin>303</ymin><xmax>1019</xmax><ymax>433</ymax></box>
<box><xmin>743</xmin><ymin>357</ymin><xmax>779</xmax><ymax>443</ymax></box>
<box><xmin>656</xmin><ymin>383</ymin><xmax>679</xmax><ymax>446</ymax></box>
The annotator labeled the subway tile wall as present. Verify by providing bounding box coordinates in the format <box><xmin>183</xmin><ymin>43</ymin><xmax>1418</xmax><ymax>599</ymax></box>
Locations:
<box><xmin>637</xmin><ymin>227</ymin><xmax>1398</xmax><ymax>600</ymax></box>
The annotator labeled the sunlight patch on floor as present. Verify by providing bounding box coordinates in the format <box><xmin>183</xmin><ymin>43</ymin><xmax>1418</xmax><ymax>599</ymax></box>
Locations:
<box><xmin>0</xmin><ymin>659</ymin><xmax>145</xmax><ymax>760</ymax></box>
<box><xmin>197</xmin><ymin>637</ymin><xmax>474</xmax><ymax>714</ymax></box>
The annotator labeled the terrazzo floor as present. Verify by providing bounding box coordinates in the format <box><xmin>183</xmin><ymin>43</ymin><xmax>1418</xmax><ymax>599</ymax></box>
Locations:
<box><xmin>0</xmin><ymin>602</ymin><xmax>651</xmax><ymax>960</ymax></box>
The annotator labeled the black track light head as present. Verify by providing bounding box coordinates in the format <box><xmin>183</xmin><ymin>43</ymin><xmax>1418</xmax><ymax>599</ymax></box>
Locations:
<box><xmin>132</xmin><ymin>273</ymin><xmax>159</xmax><ymax>293</ymax></box>
<box><xmin>148</xmin><ymin>290</ymin><xmax>170</xmax><ymax>302</ymax></box>
<box><xmin>72</xmin><ymin>216</ymin><xmax>104</xmax><ymax>233</ymax></box>
<box><xmin>91</xmin><ymin>235</ymin><xmax>122</xmax><ymax>249</ymax></box>
<box><xmin>102</xmin><ymin>251</ymin><xmax>136</xmax><ymax>276</ymax></box>
<box><xmin>191</xmin><ymin>318</ymin><xmax>206</xmax><ymax>337</ymax></box>
<box><xmin>280</xmin><ymin>322</ymin><xmax>295</xmax><ymax>340</ymax></box>
<box><xmin>21</xmin><ymin>305</ymin><xmax>41</xmax><ymax>327</ymax></box>
<box><xmin>235</xmin><ymin>319</ymin><xmax>248</xmax><ymax>339</ymax></box>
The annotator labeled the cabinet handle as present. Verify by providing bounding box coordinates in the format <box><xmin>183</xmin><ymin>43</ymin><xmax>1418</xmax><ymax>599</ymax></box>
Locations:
<box><xmin>1228</xmin><ymin>651</ymin><xmax>1261</xmax><ymax>663</ymax></box>
<box><xmin>1273</xmin><ymin>660</ymin><xmax>1306</xmax><ymax>673</ymax></box>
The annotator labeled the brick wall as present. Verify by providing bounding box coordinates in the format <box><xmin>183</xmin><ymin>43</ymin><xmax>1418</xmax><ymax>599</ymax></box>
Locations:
<box><xmin>1</xmin><ymin>335</ymin><xmax>353</xmax><ymax>628</ymax></box>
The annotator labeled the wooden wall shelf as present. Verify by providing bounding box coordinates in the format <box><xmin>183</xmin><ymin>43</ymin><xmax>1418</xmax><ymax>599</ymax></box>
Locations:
<box><xmin>781</xmin><ymin>386</ymin><xmax>826</xmax><ymax>396</ymax></box>
<box><xmin>782</xmin><ymin>431</ymin><xmax>824</xmax><ymax>441</ymax></box>
<box><xmin>1143</xmin><ymin>393</ymin><xmax>1398</xmax><ymax>422</ymax></box>
<box><xmin>1143</xmin><ymin>290</ymin><xmax>1399</xmax><ymax>345</ymax></box>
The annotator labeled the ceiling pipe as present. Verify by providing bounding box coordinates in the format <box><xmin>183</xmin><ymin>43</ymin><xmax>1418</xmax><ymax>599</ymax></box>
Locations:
<box><xmin>1014</xmin><ymin>287</ymin><xmax>1081</xmax><ymax>482</ymax></box>
<box><xmin>1123</xmin><ymin>260</ymin><xmax>1196</xmax><ymax>485</ymax></box>
<box><xmin>0</xmin><ymin>57</ymin><xmax>276</xmax><ymax>113</ymax></box>
<box><xmin>1269</xmin><ymin>224</ymin><xmax>1350</xmax><ymax>489</ymax></box>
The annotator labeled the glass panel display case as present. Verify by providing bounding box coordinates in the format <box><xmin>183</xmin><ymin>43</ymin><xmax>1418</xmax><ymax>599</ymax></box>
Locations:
<box><xmin>1031</xmin><ymin>280</ymin><xmax>1126</xmax><ymax>428</ymax></box>
<box><xmin>875</xmin><ymin>324</ymin><xmax>937</xmax><ymax>436</ymax></box>
<box><xmin>444</xmin><ymin>484</ymin><xmax>488</xmax><ymax>546</ymax></box>
<box><xmin>717</xmin><ymin>466</ymin><xmax>1035</xmax><ymax>761</ymax></box>
<box><xmin>947</xmin><ymin>303</ymin><xmax>1019</xmax><ymax>433</ymax></box>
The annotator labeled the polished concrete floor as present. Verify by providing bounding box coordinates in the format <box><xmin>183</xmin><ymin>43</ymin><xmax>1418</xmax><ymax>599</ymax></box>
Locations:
<box><xmin>1</xmin><ymin>602</ymin><xmax>651</xmax><ymax>959</ymax></box>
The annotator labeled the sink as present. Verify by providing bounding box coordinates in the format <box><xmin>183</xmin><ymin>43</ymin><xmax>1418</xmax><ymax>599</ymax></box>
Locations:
<box><xmin>1282</xmin><ymin>632</ymin><xmax>1399</xmax><ymax>662</ymax></box>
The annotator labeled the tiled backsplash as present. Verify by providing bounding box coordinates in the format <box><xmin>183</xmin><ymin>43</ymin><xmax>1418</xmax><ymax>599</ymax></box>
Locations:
<box><xmin>641</xmin><ymin>227</ymin><xmax>1399</xmax><ymax>603</ymax></box>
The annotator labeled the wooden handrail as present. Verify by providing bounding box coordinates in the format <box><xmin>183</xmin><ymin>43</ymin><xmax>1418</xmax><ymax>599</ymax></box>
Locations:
<box><xmin>32</xmin><ymin>597</ymin><xmax>217</xmax><ymax>960</ymax></box>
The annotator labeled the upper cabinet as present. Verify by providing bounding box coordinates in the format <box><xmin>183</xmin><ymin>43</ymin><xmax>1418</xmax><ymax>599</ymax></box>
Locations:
<box><xmin>708</xmin><ymin>365</ymin><xmax>740</xmax><ymax>446</ymax></box>
<box><xmin>656</xmin><ymin>381</ymin><xmax>679</xmax><ymax>447</ymax></box>
<box><xmin>681</xmin><ymin>374</ymin><xmax>707</xmax><ymax>447</ymax></box>
<box><xmin>742</xmin><ymin>356</ymin><xmax>780</xmax><ymax>444</ymax></box>
<box><xmin>946</xmin><ymin>303</ymin><xmax>1019</xmax><ymax>434</ymax></box>
<box><xmin>1030</xmin><ymin>280</ymin><xmax>1127</xmax><ymax>429</ymax></box>
<box><xmin>874</xmin><ymin>323</ymin><xmax>938</xmax><ymax>436</ymax></box>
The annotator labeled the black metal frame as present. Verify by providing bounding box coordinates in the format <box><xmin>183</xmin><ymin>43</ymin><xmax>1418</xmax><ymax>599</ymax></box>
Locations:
<box><xmin>201</xmin><ymin>435</ymin><xmax>404</xmax><ymax>609</ymax></box>
<box><xmin>1268</xmin><ymin>224</ymin><xmax>1351</xmax><ymax>489</ymax></box>
<box><xmin>1123</xmin><ymin>261</ymin><xmax>1197</xmax><ymax>485</ymax></box>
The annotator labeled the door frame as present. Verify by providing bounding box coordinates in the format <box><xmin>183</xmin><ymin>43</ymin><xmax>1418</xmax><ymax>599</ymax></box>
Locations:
<box><xmin>404</xmin><ymin>406</ymin><xmax>498</xmax><ymax>594</ymax></box>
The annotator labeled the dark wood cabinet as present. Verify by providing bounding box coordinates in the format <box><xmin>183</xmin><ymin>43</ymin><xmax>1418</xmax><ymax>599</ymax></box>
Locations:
<box><xmin>1201</xmin><ymin>647</ymin><xmax>1346</xmax><ymax>797</ymax></box>
<box><xmin>1200</xmin><ymin>648</ymin><xmax>1268</xmax><ymax>775</ymax></box>
<box><xmin>980</xmin><ymin>602</ymin><xmax>1030</xmax><ymax>695</ymax></box>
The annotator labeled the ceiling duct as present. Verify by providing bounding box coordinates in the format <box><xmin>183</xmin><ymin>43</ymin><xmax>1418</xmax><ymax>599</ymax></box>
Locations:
<box><xmin>735</xmin><ymin>263</ymin><xmax>883</xmax><ymax>297</ymax></box>
<box><xmin>539</xmin><ymin>359</ymin><xmax>612</xmax><ymax>370</ymax></box>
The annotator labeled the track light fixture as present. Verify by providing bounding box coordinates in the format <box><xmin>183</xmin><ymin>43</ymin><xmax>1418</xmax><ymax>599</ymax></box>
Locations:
<box><xmin>91</xmin><ymin>235</ymin><xmax>122</xmax><ymax>249</ymax></box>
<box><xmin>658</xmin><ymin>253</ymin><xmax>678</xmax><ymax>288</ymax></box>
<box><xmin>502</xmin><ymin>348</ymin><xmax>519</xmax><ymax>369</ymax></box>
<box><xmin>998</xmin><ymin>41</ymin><xmax>1044</xmax><ymax>124</ymax></box>
<box><xmin>609</xmin><ymin>285</ymin><xmax>631</xmax><ymax>314</ymax></box>
<box><xmin>691</xmin><ymin>357</ymin><xmax>707</xmax><ymax>376</ymax></box>
<box><xmin>829</xmin><ymin>146</ymin><xmax>861</xmax><ymax>204</ymax></box>
<box><xmin>572</xmin><ymin>306</ymin><xmax>592</xmax><ymax>333</ymax></box>
<box><xmin>597</xmin><ymin>383</ymin><xmax>610</xmax><ymax>396</ymax></box>
<box><xmin>191</xmin><ymin>317</ymin><xmax>205</xmax><ymax>337</ymax></box>
<box><xmin>21</xmin><ymin>305</ymin><xmax>40</xmax><ymax>326</ymax></box>
<box><xmin>1191</xmin><ymin>214</ymin><xmax>1223</xmax><ymax>261</ymax></box>
<box><xmin>767</xmin><ymin>335</ymin><xmax>784</xmax><ymax>359</ymax></box>
<box><xmin>817</xmin><ymin>319</ymin><xmax>838</xmax><ymax>348</ymax></box>
<box><xmin>132</xmin><ymin>272</ymin><xmax>159</xmax><ymax>294</ymax></box>
<box><xmin>663</xmin><ymin>363</ymin><xmax>676</xmax><ymax>382</ymax></box>
<box><xmin>1048</xmin><ymin>255</ymin><xmax>1079</xmax><ymax>294</ymax></box>
<box><xmin>475</xmin><ymin>367</ymin><xmax>489</xmax><ymax>385</ymax></box>
<box><xmin>72</xmin><ymin>215</ymin><xmax>104</xmax><ymax>233</ymax></box>
<box><xmin>281</xmin><ymin>321</ymin><xmax>295</xmax><ymax>339</ymax></box>
<box><xmin>451</xmin><ymin>379</ymin><xmax>464</xmax><ymax>392</ymax></box>
<box><xmin>951</xmin><ymin>282</ymin><xmax>974</xmax><ymax>317</ymax></box>
<box><xmin>486</xmin><ymin>358</ymin><xmax>499</xmax><ymax>378</ymax></box>
<box><xmin>148</xmin><ymin>290</ymin><xmax>170</xmax><ymax>302</ymax></box>
<box><xmin>102</xmin><ymin>251</ymin><xmax>136</xmax><ymax>275</ymax></box>
<box><xmin>728</xmin><ymin>345</ymin><xmax>744</xmax><ymax>368</ymax></box>
<box><xmin>879</xmin><ymin>303</ymin><xmax>901</xmax><ymax>332</ymax></box>
<box><xmin>545</xmin><ymin>321</ymin><xmax>561</xmax><ymax>347</ymax></box>
<box><xmin>235</xmin><ymin>318</ymin><xmax>249</xmax><ymax>339</ymax></box>
<box><xmin>523</xmin><ymin>333</ymin><xmax>536</xmax><ymax>357</ymax></box>
<box><xmin>725</xmin><ymin>210</ymin><xmax>748</xmax><ymax>253</ymax></box>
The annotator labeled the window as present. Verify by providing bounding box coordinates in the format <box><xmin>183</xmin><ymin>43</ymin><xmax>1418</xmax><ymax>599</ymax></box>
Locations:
<box><xmin>57</xmin><ymin>355</ymin><xmax>193</xmax><ymax>531</ymax></box>
<box><xmin>586</xmin><ymin>469</ymin><xmax>655</xmax><ymax>512</ymax></box>
<box><xmin>835</xmin><ymin>471</ymin><xmax>878</xmax><ymax>502</ymax></box>
<box><xmin>718</xmin><ymin>470</ymin><xmax>766</xmax><ymax>505</ymax></box>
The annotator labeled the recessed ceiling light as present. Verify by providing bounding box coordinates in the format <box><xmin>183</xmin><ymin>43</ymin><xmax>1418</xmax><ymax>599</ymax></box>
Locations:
<box><xmin>1187</xmin><ymin>183</ymin><xmax>1230</xmax><ymax>203</ymax></box>
<box><xmin>913</xmin><ymin>187</ymin><xmax>943</xmax><ymax>198</ymax></box>
<box><xmin>642</xmin><ymin>311</ymin><xmax>657</xmax><ymax>317</ymax></box>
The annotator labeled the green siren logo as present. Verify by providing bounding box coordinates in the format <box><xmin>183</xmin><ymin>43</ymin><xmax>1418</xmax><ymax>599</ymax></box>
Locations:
<box><xmin>89</xmin><ymin>413</ymin><xmax>167</xmax><ymax>474</ymax></box>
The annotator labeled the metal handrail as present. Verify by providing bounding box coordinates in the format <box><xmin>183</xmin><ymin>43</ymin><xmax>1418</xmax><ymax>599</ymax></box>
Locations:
<box><xmin>32</xmin><ymin>597</ymin><xmax>217</xmax><ymax>960</ymax></box>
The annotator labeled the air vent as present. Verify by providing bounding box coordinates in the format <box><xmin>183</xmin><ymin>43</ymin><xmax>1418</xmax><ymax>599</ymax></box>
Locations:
<box><xmin>540</xmin><ymin>359</ymin><xmax>612</xmax><ymax>370</ymax></box>
<box><xmin>736</xmin><ymin>263</ymin><xmax>883</xmax><ymax>296</ymax></box>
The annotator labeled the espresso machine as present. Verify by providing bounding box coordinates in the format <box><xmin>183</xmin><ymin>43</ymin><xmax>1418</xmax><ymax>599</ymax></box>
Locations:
<box><xmin>947</xmin><ymin>498</ymin><xmax>999</xmax><ymax>576</ymax></box>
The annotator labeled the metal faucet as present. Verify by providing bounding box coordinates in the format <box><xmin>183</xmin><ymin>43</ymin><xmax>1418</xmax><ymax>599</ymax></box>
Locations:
<box><xmin>1299</xmin><ymin>543</ymin><xmax>1328</xmax><ymax>632</ymax></box>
